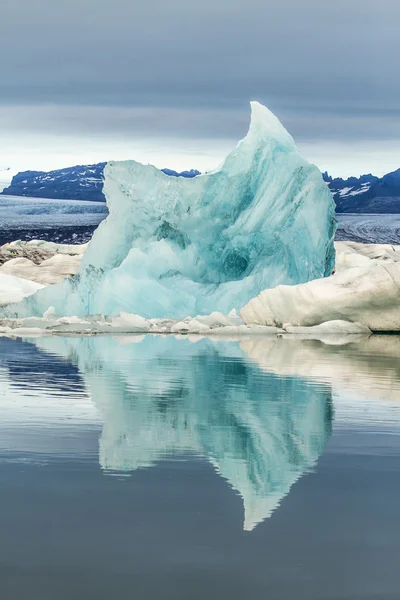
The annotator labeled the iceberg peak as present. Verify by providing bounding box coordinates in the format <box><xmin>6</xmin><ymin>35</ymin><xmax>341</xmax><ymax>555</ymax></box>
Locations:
<box><xmin>248</xmin><ymin>100</ymin><xmax>295</xmax><ymax>147</ymax></box>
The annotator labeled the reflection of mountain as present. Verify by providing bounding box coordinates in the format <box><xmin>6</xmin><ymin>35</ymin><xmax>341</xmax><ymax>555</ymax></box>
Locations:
<box><xmin>31</xmin><ymin>335</ymin><xmax>332</xmax><ymax>531</ymax></box>
<box><xmin>0</xmin><ymin>336</ymin><xmax>83</xmax><ymax>395</ymax></box>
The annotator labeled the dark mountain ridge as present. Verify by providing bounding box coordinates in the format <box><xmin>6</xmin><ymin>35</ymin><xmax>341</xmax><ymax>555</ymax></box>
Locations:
<box><xmin>323</xmin><ymin>168</ymin><xmax>400</xmax><ymax>213</ymax></box>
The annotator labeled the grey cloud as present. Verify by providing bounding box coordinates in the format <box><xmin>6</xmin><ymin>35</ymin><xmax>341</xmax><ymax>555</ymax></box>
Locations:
<box><xmin>2</xmin><ymin>103</ymin><xmax>400</xmax><ymax>145</ymax></box>
<box><xmin>1</xmin><ymin>0</ymin><xmax>399</xmax><ymax>144</ymax></box>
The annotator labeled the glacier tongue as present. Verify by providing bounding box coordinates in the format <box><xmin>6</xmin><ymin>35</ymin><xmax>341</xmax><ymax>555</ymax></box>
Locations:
<box><xmin>3</xmin><ymin>101</ymin><xmax>336</xmax><ymax>319</ymax></box>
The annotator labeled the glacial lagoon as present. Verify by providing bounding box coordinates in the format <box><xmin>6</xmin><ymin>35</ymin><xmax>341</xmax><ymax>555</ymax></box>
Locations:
<box><xmin>1</xmin><ymin>333</ymin><xmax>400</xmax><ymax>599</ymax></box>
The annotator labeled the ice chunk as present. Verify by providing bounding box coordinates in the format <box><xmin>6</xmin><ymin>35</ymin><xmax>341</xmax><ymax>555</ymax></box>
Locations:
<box><xmin>170</xmin><ymin>319</ymin><xmax>210</xmax><ymax>334</ymax></box>
<box><xmin>43</xmin><ymin>306</ymin><xmax>58</xmax><ymax>319</ymax></box>
<box><xmin>335</xmin><ymin>241</ymin><xmax>400</xmax><ymax>264</ymax></box>
<box><xmin>3</xmin><ymin>240</ymin><xmax>88</xmax><ymax>255</ymax></box>
<box><xmin>0</xmin><ymin>254</ymin><xmax>82</xmax><ymax>285</ymax></box>
<box><xmin>4</xmin><ymin>102</ymin><xmax>335</xmax><ymax>319</ymax></box>
<box><xmin>0</xmin><ymin>274</ymin><xmax>44</xmax><ymax>306</ymax></box>
<box><xmin>241</xmin><ymin>262</ymin><xmax>400</xmax><ymax>331</ymax></box>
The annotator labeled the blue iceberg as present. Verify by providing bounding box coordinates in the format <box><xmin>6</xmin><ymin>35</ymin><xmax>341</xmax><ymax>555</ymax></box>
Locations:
<box><xmin>4</xmin><ymin>102</ymin><xmax>336</xmax><ymax>319</ymax></box>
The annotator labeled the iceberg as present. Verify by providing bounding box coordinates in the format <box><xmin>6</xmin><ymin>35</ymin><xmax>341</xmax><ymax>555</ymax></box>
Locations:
<box><xmin>3</xmin><ymin>102</ymin><xmax>336</xmax><ymax>319</ymax></box>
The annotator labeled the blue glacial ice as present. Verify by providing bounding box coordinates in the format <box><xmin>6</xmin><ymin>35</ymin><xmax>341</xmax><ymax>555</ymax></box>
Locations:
<box><xmin>4</xmin><ymin>101</ymin><xmax>336</xmax><ymax>319</ymax></box>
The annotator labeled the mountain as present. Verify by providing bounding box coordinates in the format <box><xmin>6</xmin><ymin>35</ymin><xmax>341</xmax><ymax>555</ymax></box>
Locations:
<box><xmin>2</xmin><ymin>161</ymin><xmax>400</xmax><ymax>213</ymax></box>
<box><xmin>323</xmin><ymin>169</ymin><xmax>400</xmax><ymax>213</ymax></box>
<box><xmin>1</xmin><ymin>163</ymin><xmax>200</xmax><ymax>202</ymax></box>
<box><xmin>2</xmin><ymin>163</ymin><xmax>107</xmax><ymax>201</ymax></box>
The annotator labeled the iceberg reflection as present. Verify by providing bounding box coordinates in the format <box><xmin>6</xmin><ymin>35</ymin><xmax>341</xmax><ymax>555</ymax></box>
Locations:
<box><xmin>30</xmin><ymin>335</ymin><xmax>332</xmax><ymax>530</ymax></box>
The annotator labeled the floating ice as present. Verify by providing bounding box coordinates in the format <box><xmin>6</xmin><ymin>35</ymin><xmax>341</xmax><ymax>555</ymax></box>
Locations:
<box><xmin>0</xmin><ymin>308</ymin><xmax>283</xmax><ymax>337</ymax></box>
<box><xmin>0</xmin><ymin>274</ymin><xmax>44</xmax><ymax>307</ymax></box>
<box><xmin>3</xmin><ymin>102</ymin><xmax>335</xmax><ymax>319</ymax></box>
<box><xmin>0</xmin><ymin>240</ymin><xmax>87</xmax><ymax>285</ymax></box>
<box><xmin>241</xmin><ymin>261</ymin><xmax>400</xmax><ymax>331</ymax></box>
<box><xmin>0</xmin><ymin>254</ymin><xmax>83</xmax><ymax>286</ymax></box>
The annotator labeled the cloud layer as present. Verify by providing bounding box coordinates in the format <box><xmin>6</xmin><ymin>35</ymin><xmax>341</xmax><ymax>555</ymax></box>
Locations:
<box><xmin>1</xmin><ymin>0</ymin><xmax>399</xmax><ymax>175</ymax></box>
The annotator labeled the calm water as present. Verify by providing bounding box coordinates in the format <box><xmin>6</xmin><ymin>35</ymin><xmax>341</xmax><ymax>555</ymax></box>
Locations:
<box><xmin>1</xmin><ymin>333</ymin><xmax>400</xmax><ymax>599</ymax></box>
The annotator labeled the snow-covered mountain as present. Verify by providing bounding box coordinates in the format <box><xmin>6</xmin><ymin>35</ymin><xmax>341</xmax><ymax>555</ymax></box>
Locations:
<box><xmin>2</xmin><ymin>163</ymin><xmax>107</xmax><ymax>202</ymax></box>
<box><xmin>323</xmin><ymin>169</ymin><xmax>400</xmax><ymax>213</ymax></box>
<box><xmin>1</xmin><ymin>163</ymin><xmax>200</xmax><ymax>202</ymax></box>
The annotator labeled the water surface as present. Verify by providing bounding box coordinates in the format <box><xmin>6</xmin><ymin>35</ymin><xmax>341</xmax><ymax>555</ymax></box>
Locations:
<box><xmin>0</xmin><ymin>334</ymin><xmax>400</xmax><ymax>599</ymax></box>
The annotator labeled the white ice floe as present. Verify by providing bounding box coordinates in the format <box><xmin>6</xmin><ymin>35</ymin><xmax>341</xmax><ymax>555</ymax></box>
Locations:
<box><xmin>0</xmin><ymin>239</ymin><xmax>87</xmax><ymax>285</ymax></box>
<box><xmin>2</xmin><ymin>239</ymin><xmax>88</xmax><ymax>255</ymax></box>
<box><xmin>241</xmin><ymin>259</ymin><xmax>400</xmax><ymax>332</ymax></box>
<box><xmin>241</xmin><ymin>240</ymin><xmax>400</xmax><ymax>332</ymax></box>
<box><xmin>0</xmin><ymin>254</ymin><xmax>83</xmax><ymax>285</ymax></box>
<box><xmin>335</xmin><ymin>241</ymin><xmax>400</xmax><ymax>268</ymax></box>
<box><xmin>0</xmin><ymin>309</ymin><xmax>284</xmax><ymax>337</ymax></box>
<box><xmin>0</xmin><ymin>274</ymin><xmax>44</xmax><ymax>306</ymax></box>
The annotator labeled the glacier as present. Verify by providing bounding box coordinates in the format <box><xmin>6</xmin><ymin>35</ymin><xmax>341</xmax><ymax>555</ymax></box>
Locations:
<box><xmin>2</xmin><ymin>102</ymin><xmax>336</xmax><ymax>319</ymax></box>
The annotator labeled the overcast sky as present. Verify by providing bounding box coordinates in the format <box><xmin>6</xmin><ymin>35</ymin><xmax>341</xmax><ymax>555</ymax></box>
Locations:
<box><xmin>1</xmin><ymin>0</ymin><xmax>399</xmax><ymax>177</ymax></box>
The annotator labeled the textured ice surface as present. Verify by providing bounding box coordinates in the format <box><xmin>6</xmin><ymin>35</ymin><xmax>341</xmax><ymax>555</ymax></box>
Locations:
<box><xmin>3</xmin><ymin>102</ymin><xmax>335</xmax><ymax>319</ymax></box>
